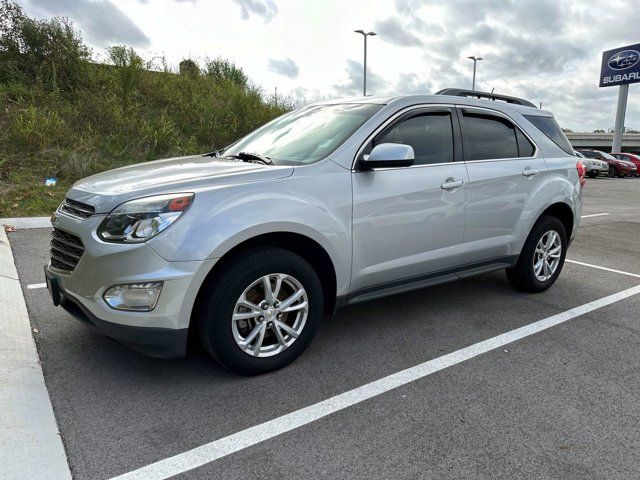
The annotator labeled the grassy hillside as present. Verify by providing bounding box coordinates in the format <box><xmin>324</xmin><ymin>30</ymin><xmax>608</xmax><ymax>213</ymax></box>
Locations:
<box><xmin>0</xmin><ymin>1</ymin><xmax>289</xmax><ymax>217</ymax></box>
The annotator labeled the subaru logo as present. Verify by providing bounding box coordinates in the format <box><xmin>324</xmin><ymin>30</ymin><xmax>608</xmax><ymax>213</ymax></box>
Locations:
<box><xmin>608</xmin><ymin>50</ymin><xmax>640</xmax><ymax>70</ymax></box>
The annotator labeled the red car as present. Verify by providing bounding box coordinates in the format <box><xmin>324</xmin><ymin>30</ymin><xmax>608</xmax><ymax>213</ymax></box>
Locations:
<box><xmin>577</xmin><ymin>150</ymin><xmax>636</xmax><ymax>177</ymax></box>
<box><xmin>612</xmin><ymin>153</ymin><xmax>640</xmax><ymax>177</ymax></box>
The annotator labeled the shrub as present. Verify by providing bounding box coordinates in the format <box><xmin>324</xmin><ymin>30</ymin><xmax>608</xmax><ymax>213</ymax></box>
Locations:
<box><xmin>0</xmin><ymin>0</ymin><xmax>90</xmax><ymax>91</ymax></box>
<box><xmin>0</xmin><ymin>2</ymin><xmax>293</xmax><ymax>216</ymax></box>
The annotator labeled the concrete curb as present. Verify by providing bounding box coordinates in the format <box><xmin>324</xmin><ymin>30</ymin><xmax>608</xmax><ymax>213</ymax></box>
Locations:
<box><xmin>0</xmin><ymin>228</ymin><xmax>72</xmax><ymax>479</ymax></box>
<box><xmin>1</xmin><ymin>217</ymin><xmax>51</xmax><ymax>229</ymax></box>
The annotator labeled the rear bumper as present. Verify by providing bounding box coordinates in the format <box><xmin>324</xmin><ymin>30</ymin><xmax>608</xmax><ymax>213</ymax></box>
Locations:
<box><xmin>59</xmin><ymin>291</ymin><xmax>188</xmax><ymax>358</ymax></box>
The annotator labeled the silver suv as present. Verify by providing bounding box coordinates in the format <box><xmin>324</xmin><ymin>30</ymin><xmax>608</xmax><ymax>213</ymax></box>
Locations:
<box><xmin>45</xmin><ymin>89</ymin><xmax>583</xmax><ymax>374</ymax></box>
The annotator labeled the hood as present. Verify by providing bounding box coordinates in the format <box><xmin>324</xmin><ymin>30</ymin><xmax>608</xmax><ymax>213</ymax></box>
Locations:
<box><xmin>615</xmin><ymin>159</ymin><xmax>635</xmax><ymax>166</ymax></box>
<box><xmin>67</xmin><ymin>155</ymin><xmax>294</xmax><ymax>213</ymax></box>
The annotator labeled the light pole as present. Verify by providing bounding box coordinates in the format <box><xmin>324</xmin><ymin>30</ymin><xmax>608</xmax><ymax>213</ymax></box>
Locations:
<box><xmin>467</xmin><ymin>56</ymin><xmax>483</xmax><ymax>90</ymax></box>
<box><xmin>355</xmin><ymin>29</ymin><xmax>377</xmax><ymax>96</ymax></box>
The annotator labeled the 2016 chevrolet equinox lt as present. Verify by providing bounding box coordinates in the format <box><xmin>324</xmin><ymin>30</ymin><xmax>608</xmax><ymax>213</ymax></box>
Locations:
<box><xmin>45</xmin><ymin>89</ymin><xmax>584</xmax><ymax>374</ymax></box>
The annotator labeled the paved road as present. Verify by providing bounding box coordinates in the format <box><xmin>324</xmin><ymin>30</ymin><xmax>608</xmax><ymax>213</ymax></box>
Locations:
<box><xmin>8</xmin><ymin>176</ymin><xmax>640</xmax><ymax>479</ymax></box>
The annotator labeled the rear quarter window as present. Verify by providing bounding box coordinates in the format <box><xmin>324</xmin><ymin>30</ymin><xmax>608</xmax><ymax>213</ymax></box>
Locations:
<box><xmin>524</xmin><ymin>115</ymin><xmax>573</xmax><ymax>155</ymax></box>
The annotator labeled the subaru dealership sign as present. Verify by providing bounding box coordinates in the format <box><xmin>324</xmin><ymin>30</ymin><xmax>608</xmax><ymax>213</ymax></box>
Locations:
<box><xmin>600</xmin><ymin>43</ymin><xmax>640</xmax><ymax>87</ymax></box>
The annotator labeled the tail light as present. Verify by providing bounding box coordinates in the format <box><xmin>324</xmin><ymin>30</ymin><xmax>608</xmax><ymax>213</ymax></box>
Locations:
<box><xmin>576</xmin><ymin>161</ymin><xmax>586</xmax><ymax>187</ymax></box>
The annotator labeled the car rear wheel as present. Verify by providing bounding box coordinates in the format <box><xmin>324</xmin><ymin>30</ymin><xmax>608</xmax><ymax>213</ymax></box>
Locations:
<box><xmin>506</xmin><ymin>215</ymin><xmax>567</xmax><ymax>293</ymax></box>
<box><xmin>196</xmin><ymin>247</ymin><xmax>323</xmax><ymax>375</ymax></box>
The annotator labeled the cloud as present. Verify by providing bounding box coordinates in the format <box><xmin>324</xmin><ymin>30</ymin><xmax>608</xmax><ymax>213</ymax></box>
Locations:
<box><xmin>392</xmin><ymin>73</ymin><xmax>432</xmax><ymax>94</ymax></box>
<box><xmin>26</xmin><ymin>0</ymin><xmax>150</xmax><ymax>47</ymax></box>
<box><xmin>333</xmin><ymin>60</ymin><xmax>389</xmax><ymax>96</ymax></box>
<box><xmin>267</xmin><ymin>57</ymin><xmax>300</xmax><ymax>79</ymax></box>
<box><xmin>383</xmin><ymin>0</ymin><xmax>634</xmax><ymax>129</ymax></box>
<box><xmin>136</xmin><ymin>0</ymin><xmax>198</xmax><ymax>3</ymax></box>
<box><xmin>232</xmin><ymin>0</ymin><xmax>278</xmax><ymax>23</ymax></box>
<box><xmin>373</xmin><ymin>17</ymin><xmax>422</xmax><ymax>47</ymax></box>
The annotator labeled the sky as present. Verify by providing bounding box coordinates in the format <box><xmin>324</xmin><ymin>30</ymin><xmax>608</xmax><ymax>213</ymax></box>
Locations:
<box><xmin>17</xmin><ymin>0</ymin><xmax>640</xmax><ymax>132</ymax></box>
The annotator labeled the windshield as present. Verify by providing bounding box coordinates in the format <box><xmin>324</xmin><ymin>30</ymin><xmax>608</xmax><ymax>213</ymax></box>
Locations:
<box><xmin>222</xmin><ymin>103</ymin><xmax>383</xmax><ymax>165</ymax></box>
<box><xmin>597</xmin><ymin>151</ymin><xmax>616</xmax><ymax>160</ymax></box>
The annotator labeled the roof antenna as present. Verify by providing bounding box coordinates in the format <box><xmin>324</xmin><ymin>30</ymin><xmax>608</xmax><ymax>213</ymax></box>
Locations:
<box><xmin>539</xmin><ymin>102</ymin><xmax>543</xmax><ymax>109</ymax></box>
<box><xmin>491</xmin><ymin>87</ymin><xmax>495</xmax><ymax>93</ymax></box>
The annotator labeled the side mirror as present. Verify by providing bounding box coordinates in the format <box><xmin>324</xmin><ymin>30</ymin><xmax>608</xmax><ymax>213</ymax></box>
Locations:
<box><xmin>360</xmin><ymin>143</ymin><xmax>415</xmax><ymax>170</ymax></box>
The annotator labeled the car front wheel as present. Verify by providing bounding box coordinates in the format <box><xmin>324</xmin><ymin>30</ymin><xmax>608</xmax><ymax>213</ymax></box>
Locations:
<box><xmin>609</xmin><ymin>165</ymin><xmax>617</xmax><ymax>177</ymax></box>
<box><xmin>506</xmin><ymin>216</ymin><xmax>567</xmax><ymax>293</ymax></box>
<box><xmin>196</xmin><ymin>247</ymin><xmax>323</xmax><ymax>375</ymax></box>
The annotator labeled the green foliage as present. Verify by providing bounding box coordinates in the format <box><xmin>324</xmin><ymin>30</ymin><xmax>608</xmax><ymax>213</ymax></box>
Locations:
<box><xmin>0</xmin><ymin>0</ymin><xmax>90</xmax><ymax>91</ymax></box>
<box><xmin>205</xmin><ymin>57</ymin><xmax>249</xmax><ymax>88</ymax></box>
<box><xmin>0</xmin><ymin>1</ymin><xmax>291</xmax><ymax>217</ymax></box>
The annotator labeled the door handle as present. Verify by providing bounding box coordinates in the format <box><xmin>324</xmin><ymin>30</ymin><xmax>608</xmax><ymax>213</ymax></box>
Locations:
<box><xmin>522</xmin><ymin>167</ymin><xmax>539</xmax><ymax>177</ymax></box>
<box><xmin>441</xmin><ymin>178</ymin><xmax>464</xmax><ymax>190</ymax></box>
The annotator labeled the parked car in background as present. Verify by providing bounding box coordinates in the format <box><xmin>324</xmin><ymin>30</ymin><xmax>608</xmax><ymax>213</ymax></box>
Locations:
<box><xmin>45</xmin><ymin>89</ymin><xmax>584</xmax><ymax>374</ymax></box>
<box><xmin>574</xmin><ymin>150</ymin><xmax>608</xmax><ymax>178</ymax></box>
<box><xmin>612</xmin><ymin>152</ymin><xmax>640</xmax><ymax>177</ymax></box>
<box><xmin>577</xmin><ymin>149</ymin><xmax>636</xmax><ymax>177</ymax></box>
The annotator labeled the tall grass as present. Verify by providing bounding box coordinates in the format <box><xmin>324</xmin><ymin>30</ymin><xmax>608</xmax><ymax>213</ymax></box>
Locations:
<box><xmin>0</xmin><ymin>1</ymin><xmax>290</xmax><ymax>216</ymax></box>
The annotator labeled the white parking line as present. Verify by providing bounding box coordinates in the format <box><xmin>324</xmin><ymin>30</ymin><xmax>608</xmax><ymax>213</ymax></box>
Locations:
<box><xmin>26</xmin><ymin>283</ymin><xmax>46</xmax><ymax>290</ymax></box>
<box><xmin>566</xmin><ymin>259</ymin><xmax>640</xmax><ymax>279</ymax></box>
<box><xmin>110</xmin><ymin>283</ymin><xmax>640</xmax><ymax>480</ymax></box>
<box><xmin>581</xmin><ymin>213</ymin><xmax>609</xmax><ymax>218</ymax></box>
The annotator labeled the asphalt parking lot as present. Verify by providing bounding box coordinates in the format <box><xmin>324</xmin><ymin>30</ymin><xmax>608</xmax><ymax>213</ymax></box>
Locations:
<box><xmin>8</xmin><ymin>176</ymin><xmax>640</xmax><ymax>480</ymax></box>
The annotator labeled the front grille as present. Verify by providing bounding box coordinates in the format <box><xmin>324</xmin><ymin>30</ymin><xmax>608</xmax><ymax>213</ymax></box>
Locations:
<box><xmin>58</xmin><ymin>198</ymin><xmax>95</xmax><ymax>219</ymax></box>
<box><xmin>50</xmin><ymin>228</ymin><xmax>85</xmax><ymax>271</ymax></box>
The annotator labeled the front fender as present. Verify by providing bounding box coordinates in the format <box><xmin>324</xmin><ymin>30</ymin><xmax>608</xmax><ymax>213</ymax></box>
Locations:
<box><xmin>147</xmin><ymin>161</ymin><xmax>353</xmax><ymax>295</ymax></box>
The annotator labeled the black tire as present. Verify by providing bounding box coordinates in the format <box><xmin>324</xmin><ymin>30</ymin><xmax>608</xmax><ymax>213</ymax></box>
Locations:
<box><xmin>587</xmin><ymin>171</ymin><xmax>598</xmax><ymax>178</ymax></box>
<box><xmin>609</xmin><ymin>165</ymin><xmax>617</xmax><ymax>177</ymax></box>
<box><xmin>506</xmin><ymin>216</ymin><xmax>567</xmax><ymax>293</ymax></box>
<box><xmin>196</xmin><ymin>247</ymin><xmax>323</xmax><ymax>375</ymax></box>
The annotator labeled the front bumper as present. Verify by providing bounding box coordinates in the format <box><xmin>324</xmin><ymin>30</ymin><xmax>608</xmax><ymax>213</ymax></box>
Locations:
<box><xmin>46</xmin><ymin>212</ymin><xmax>217</xmax><ymax>358</ymax></box>
<box><xmin>585</xmin><ymin>162</ymin><xmax>608</xmax><ymax>173</ymax></box>
<box><xmin>58</xmin><ymin>285</ymin><xmax>188</xmax><ymax>358</ymax></box>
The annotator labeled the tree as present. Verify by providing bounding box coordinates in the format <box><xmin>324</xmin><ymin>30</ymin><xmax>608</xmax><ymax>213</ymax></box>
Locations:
<box><xmin>0</xmin><ymin>0</ymin><xmax>90</xmax><ymax>91</ymax></box>
<box><xmin>179</xmin><ymin>59</ymin><xmax>199</xmax><ymax>76</ymax></box>
<box><xmin>205</xmin><ymin>57</ymin><xmax>248</xmax><ymax>88</ymax></box>
<box><xmin>107</xmin><ymin>45</ymin><xmax>144</xmax><ymax>103</ymax></box>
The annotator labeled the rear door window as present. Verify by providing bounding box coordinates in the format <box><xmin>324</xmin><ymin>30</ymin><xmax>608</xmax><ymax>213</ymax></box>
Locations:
<box><xmin>515</xmin><ymin>128</ymin><xmax>535</xmax><ymax>157</ymax></box>
<box><xmin>460</xmin><ymin>111</ymin><xmax>518</xmax><ymax>161</ymax></box>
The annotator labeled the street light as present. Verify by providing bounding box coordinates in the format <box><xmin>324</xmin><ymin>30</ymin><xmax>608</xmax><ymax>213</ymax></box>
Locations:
<box><xmin>354</xmin><ymin>29</ymin><xmax>377</xmax><ymax>96</ymax></box>
<box><xmin>467</xmin><ymin>55</ymin><xmax>483</xmax><ymax>90</ymax></box>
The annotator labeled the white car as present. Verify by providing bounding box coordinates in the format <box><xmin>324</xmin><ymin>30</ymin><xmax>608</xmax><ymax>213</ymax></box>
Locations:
<box><xmin>574</xmin><ymin>151</ymin><xmax>608</xmax><ymax>178</ymax></box>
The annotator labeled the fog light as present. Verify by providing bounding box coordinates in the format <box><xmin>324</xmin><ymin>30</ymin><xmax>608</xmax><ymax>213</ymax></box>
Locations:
<box><xmin>103</xmin><ymin>282</ymin><xmax>163</xmax><ymax>311</ymax></box>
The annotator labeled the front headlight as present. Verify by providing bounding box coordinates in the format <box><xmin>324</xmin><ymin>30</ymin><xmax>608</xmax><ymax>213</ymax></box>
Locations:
<box><xmin>97</xmin><ymin>193</ymin><xmax>194</xmax><ymax>243</ymax></box>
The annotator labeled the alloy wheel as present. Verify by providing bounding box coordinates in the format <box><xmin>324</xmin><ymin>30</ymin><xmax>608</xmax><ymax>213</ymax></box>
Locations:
<box><xmin>532</xmin><ymin>230</ymin><xmax>562</xmax><ymax>282</ymax></box>
<box><xmin>231</xmin><ymin>273</ymin><xmax>308</xmax><ymax>357</ymax></box>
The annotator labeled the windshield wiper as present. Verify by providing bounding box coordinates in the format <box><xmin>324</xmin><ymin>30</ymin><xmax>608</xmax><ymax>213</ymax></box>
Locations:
<box><xmin>224</xmin><ymin>152</ymin><xmax>273</xmax><ymax>166</ymax></box>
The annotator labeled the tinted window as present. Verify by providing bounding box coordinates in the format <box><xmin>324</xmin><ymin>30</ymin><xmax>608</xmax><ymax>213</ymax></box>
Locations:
<box><xmin>524</xmin><ymin>115</ymin><xmax>574</xmax><ymax>154</ymax></box>
<box><xmin>595</xmin><ymin>151</ymin><xmax>616</xmax><ymax>160</ymax></box>
<box><xmin>375</xmin><ymin>113</ymin><xmax>454</xmax><ymax>165</ymax></box>
<box><xmin>461</xmin><ymin>113</ymin><xmax>518</xmax><ymax>160</ymax></box>
<box><xmin>516</xmin><ymin>128</ymin><xmax>535</xmax><ymax>157</ymax></box>
<box><xmin>578</xmin><ymin>150</ymin><xmax>599</xmax><ymax>158</ymax></box>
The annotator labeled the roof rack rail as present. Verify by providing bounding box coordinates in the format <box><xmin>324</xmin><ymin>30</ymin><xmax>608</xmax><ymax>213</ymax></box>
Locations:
<box><xmin>435</xmin><ymin>88</ymin><xmax>537</xmax><ymax>108</ymax></box>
